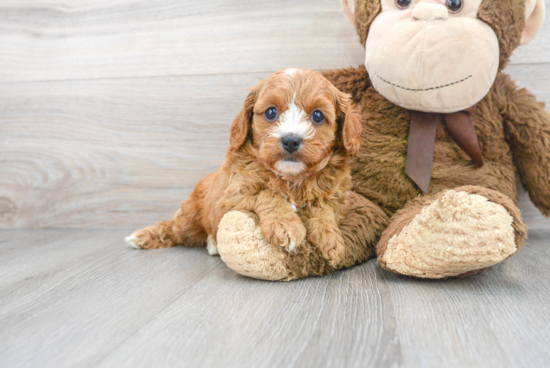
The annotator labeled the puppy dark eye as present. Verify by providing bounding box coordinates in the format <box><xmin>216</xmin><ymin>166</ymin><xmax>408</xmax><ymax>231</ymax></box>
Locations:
<box><xmin>446</xmin><ymin>0</ymin><xmax>463</xmax><ymax>13</ymax></box>
<box><xmin>395</xmin><ymin>0</ymin><xmax>411</xmax><ymax>9</ymax></box>
<box><xmin>311</xmin><ymin>110</ymin><xmax>325</xmax><ymax>125</ymax></box>
<box><xmin>264</xmin><ymin>107</ymin><xmax>278</xmax><ymax>122</ymax></box>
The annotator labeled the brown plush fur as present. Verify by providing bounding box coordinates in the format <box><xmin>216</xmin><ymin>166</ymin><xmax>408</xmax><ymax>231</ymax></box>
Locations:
<box><xmin>478</xmin><ymin>0</ymin><xmax>526</xmax><ymax>70</ymax></box>
<box><xmin>128</xmin><ymin>69</ymin><xmax>363</xmax><ymax>266</ymax></box>
<box><xmin>354</xmin><ymin>0</ymin><xmax>382</xmax><ymax>46</ymax></box>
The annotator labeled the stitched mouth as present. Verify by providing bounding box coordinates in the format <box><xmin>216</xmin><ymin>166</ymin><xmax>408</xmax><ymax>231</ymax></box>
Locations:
<box><xmin>283</xmin><ymin>157</ymin><xmax>299</xmax><ymax>162</ymax></box>
<box><xmin>376</xmin><ymin>74</ymin><xmax>473</xmax><ymax>92</ymax></box>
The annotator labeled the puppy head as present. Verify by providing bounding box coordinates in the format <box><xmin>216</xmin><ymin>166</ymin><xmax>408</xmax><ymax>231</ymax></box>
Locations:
<box><xmin>230</xmin><ymin>68</ymin><xmax>362</xmax><ymax>178</ymax></box>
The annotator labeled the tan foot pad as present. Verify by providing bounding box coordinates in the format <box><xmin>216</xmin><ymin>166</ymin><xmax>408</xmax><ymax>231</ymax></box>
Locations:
<box><xmin>381</xmin><ymin>190</ymin><xmax>518</xmax><ymax>279</ymax></box>
<box><xmin>217</xmin><ymin>211</ymin><xmax>291</xmax><ymax>281</ymax></box>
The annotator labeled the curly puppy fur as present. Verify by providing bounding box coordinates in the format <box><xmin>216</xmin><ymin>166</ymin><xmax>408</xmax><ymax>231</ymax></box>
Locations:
<box><xmin>127</xmin><ymin>68</ymin><xmax>362</xmax><ymax>266</ymax></box>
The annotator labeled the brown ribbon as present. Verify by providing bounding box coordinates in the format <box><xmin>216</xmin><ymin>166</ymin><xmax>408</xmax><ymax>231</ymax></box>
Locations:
<box><xmin>404</xmin><ymin>107</ymin><xmax>483</xmax><ymax>194</ymax></box>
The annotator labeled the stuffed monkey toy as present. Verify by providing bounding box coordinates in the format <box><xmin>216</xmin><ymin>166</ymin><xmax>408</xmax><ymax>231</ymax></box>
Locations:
<box><xmin>216</xmin><ymin>0</ymin><xmax>549</xmax><ymax>281</ymax></box>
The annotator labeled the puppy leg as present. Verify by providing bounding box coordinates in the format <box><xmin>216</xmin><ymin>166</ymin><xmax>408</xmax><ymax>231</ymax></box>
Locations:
<box><xmin>254</xmin><ymin>190</ymin><xmax>307</xmax><ymax>252</ymax></box>
<box><xmin>337</xmin><ymin>191</ymin><xmax>390</xmax><ymax>268</ymax></box>
<box><xmin>126</xmin><ymin>198</ymin><xmax>207</xmax><ymax>250</ymax></box>
<box><xmin>206</xmin><ymin>234</ymin><xmax>219</xmax><ymax>256</ymax></box>
<box><xmin>302</xmin><ymin>204</ymin><xmax>346</xmax><ymax>267</ymax></box>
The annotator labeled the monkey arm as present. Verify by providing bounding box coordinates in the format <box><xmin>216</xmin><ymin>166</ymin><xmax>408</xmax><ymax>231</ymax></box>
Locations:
<box><xmin>500</xmin><ymin>74</ymin><xmax>550</xmax><ymax>217</ymax></box>
<box><xmin>322</xmin><ymin>65</ymin><xmax>371</xmax><ymax>103</ymax></box>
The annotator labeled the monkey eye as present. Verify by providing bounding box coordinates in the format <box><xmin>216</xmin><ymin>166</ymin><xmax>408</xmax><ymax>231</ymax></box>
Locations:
<box><xmin>395</xmin><ymin>0</ymin><xmax>411</xmax><ymax>9</ymax></box>
<box><xmin>264</xmin><ymin>107</ymin><xmax>278</xmax><ymax>122</ymax></box>
<box><xmin>446</xmin><ymin>0</ymin><xmax>463</xmax><ymax>13</ymax></box>
<box><xmin>311</xmin><ymin>110</ymin><xmax>325</xmax><ymax>125</ymax></box>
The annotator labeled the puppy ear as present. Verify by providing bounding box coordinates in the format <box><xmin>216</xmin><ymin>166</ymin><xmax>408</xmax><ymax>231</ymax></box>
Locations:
<box><xmin>338</xmin><ymin>93</ymin><xmax>362</xmax><ymax>156</ymax></box>
<box><xmin>229</xmin><ymin>91</ymin><xmax>256</xmax><ymax>151</ymax></box>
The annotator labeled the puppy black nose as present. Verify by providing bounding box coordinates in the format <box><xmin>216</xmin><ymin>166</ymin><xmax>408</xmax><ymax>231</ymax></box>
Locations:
<box><xmin>281</xmin><ymin>135</ymin><xmax>302</xmax><ymax>154</ymax></box>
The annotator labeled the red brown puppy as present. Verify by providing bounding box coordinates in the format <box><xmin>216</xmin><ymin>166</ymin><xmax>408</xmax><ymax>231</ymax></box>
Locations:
<box><xmin>126</xmin><ymin>68</ymin><xmax>362</xmax><ymax>266</ymax></box>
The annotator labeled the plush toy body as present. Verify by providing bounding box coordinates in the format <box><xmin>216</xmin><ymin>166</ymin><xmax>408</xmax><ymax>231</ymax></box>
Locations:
<box><xmin>324</xmin><ymin>66</ymin><xmax>533</xmax><ymax>278</ymax></box>
<box><xmin>216</xmin><ymin>0</ymin><xmax>550</xmax><ymax>280</ymax></box>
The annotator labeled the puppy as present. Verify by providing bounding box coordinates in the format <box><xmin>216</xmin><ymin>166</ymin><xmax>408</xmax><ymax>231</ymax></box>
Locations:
<box><xmin>126</xmin><ymin>68</ymin><xmax>362</xmax><ymax>265</ymax></box>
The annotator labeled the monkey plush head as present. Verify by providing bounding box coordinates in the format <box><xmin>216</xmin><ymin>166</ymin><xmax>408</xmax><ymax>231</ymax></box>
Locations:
<box><xmin>341</xmin><ymin>0</ymin><xmax>546</xmax><ymax>113</ymax></box>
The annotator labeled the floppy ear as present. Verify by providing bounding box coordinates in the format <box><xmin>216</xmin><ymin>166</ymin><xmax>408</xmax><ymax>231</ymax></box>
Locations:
<box><xmin>338</xmin><ymin>93</ymin><xmax>362</xmax><ymax>156</ymax></box>
<box><xmin>229</xmin><ymin>91</ymin><xmax>256</xmax><ymax>151</ymax></box>
<box><xmin>521</xmin><ymin>0</ymin><xmax>545</xmax><ymax>45</ymax></box>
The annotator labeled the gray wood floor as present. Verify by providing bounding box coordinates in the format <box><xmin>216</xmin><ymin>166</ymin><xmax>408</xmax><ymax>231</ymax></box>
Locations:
<box><xmin>1</xmin><ymin>228</ymin><xmax>549</xmax><ymax>368</ymax></box>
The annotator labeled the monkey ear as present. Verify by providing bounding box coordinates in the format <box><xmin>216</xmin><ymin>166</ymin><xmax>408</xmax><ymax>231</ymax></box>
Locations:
<box><xmin>521</xmin><ymin>0</ymin><xmax>545</xmax><ymax>45</ymax></box>
<box><xmin>229</xmin><ymin>91</ymin><xmax>256</xmax><ymax>151</ymax></box>
<box><xmin>337</xmin><ymin>93</ymin><xmax>362</xmax><ymax>156</ymax></box>
<box><xmin>340</xmin><ymin>0</ymin><xmax>356</xmax><ymax>25</ymax></box>
<box><xmin>343</xmin><ymin>0</ymin><xmax>382</xmax><ymax>46</ymax></box>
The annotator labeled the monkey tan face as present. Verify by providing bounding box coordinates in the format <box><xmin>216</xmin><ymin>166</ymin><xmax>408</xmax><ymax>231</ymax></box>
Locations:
<box><xmin>340</xmin><ymin>0</ymin><xmax>545</xmax><ymax>114</ymax></box>
<box><xmin>366</xmin><ymin>0</ymin><xmax>499</xmax><ymax>113</ymax></box>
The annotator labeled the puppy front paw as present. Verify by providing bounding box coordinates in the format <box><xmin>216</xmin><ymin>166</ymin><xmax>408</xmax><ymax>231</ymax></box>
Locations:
<box><xmin>309</xmin><ymin>230</ymin><xmax>346</xmax><ymax>267</ymax></box>
<box><xmin>260</xmin><ymin>215</ymin><xmax>306</xmax><ymax>252</ymax></box>
<box><xmin>125</xmin><ymin>226</ymin><xmax>172</xmax><ymax>250</ymax></box>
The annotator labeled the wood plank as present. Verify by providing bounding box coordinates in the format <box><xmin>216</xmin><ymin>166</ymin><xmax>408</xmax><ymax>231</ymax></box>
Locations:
<box><xmin>1</xmin><ymin>229</ymin><xmax>547</xmax><ymax>368</ymax></box>
<box><xmin>0</xmin><ymin>229</ymin><xmax>222</xmax><ymax>368</ymax></box>
<box><xmin>0</xmin><ymin>229</ymin><xmax>132</xmax><ymax>313</ymax></box>
<box><xmin>0</xmin><ymin>73</ymin><xmax>265</xmax><ymax>228</ymax></box>
<box><xmin>0</xmin><ymin>229</ymin><xmax>123</xmax><ymax>287</ymax></box>
<box><xmin>0</xmin><ymin>0</ymin><xmax>364</xmax><ymax>83</ymax></box>
<box><xmin>0</xmin><ymin>0</ymin><xmax>548</xmax><ymax>83</ymax></box>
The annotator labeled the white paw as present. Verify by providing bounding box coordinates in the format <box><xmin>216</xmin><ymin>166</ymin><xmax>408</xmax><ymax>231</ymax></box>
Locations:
<box><xmin>286</xmin><ymin>199</ymin><xmax>297</xmax><ymax>212</ymax></box>
<box><xmin>288</xmin><ymin>241</ymin><xmax>297</xmax><ymax>253</ymax></box>
<box><xmin>207</xmin><ymin>235</ymin><xmax>219</xmax><ymax>256</ymax></box>
<box><xmin>125</xmin><ymin>235</ymin><xmax>142</xmax><ymax>249</ymax></box>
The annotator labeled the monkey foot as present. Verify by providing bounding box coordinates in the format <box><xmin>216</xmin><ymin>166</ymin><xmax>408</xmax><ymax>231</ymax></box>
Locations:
<box><xmin>217</xmin><ymin>210</ymin><xmax>292</xmax><ymax>281</ymax></box>
<box><xmin>377</xmin><ymin>186</ymin><xmax>526</xmax><ymax>279</ymax></box>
